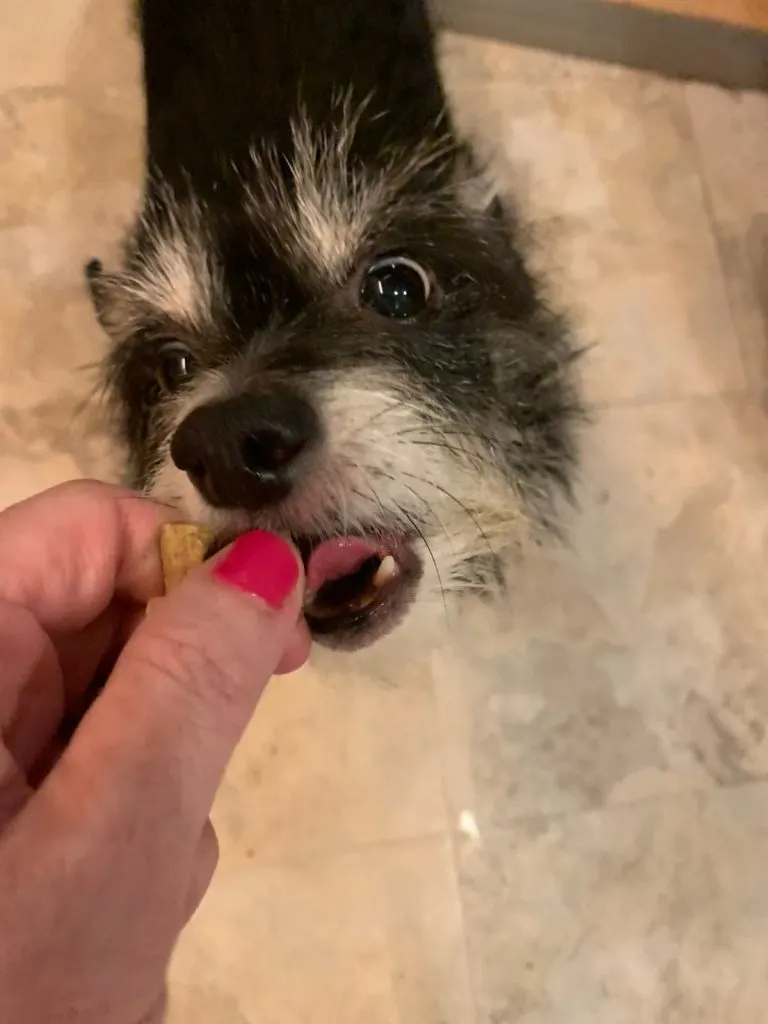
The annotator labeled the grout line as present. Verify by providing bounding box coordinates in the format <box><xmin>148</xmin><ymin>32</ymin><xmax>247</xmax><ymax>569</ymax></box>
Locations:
<box><xmin>218</xmin><ymin>827</ymin><xmax>450</xmax><ymax>871</ymax></box>
<box><xmin>677</xmin><ymin>85</ymin><xmax>755</xmax><ymax>390</ymax></box>
<box><xmin>431</xmin><ymin>673</ymin><xmax>482</xmax><ymax>1024</ymax></box>
<box><xmin>585</xmin><ymin>385</ymin><xmax>757</xmax><ymax>414</ymax></box>
<box><xmin>0</xmin><ymin>84</ymin><xmax>65</xmax><ymax>106</ymax></box>
<box><xmin>488</xmin><ymin>773</ymin><xmax>768</xmax><ymax>835</ymax></box>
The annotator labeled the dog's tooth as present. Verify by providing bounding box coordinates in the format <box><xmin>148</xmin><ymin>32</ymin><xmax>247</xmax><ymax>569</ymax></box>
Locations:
<box><xmin>372</xmin><ymin>554</ymin><xmax>398</xmax><ymax>588</ymax></box>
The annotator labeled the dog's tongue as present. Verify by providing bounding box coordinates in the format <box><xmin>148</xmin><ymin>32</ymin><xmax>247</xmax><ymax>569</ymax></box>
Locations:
<box><xmin>304</xmin><ymin>537</ymin><xmax>382</xmax><ymax>595</ymax></box>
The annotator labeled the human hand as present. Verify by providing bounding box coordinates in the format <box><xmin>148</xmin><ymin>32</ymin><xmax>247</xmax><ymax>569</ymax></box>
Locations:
<box><xmin>0</xmin><ymin>480</ymin><xmax>308</xmax><ymax>1024</ymax></box>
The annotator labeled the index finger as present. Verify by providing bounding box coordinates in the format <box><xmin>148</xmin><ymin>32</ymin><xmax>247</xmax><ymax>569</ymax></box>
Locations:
<box><xmin>0</xmin><ymin>480</ymin><xmax>175</xmax><ymax>633</ymax></box>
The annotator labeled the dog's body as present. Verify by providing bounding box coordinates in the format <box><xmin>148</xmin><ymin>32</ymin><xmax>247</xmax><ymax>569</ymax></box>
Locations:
<box><xmin>88</xmin><ymin>0</ymin><xmax>581</xmax><ymax>650</ymax></box>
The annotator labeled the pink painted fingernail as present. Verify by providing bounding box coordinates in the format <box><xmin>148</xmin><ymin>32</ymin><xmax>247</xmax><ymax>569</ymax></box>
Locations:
<box><xmin>213</xmin><ymin>531</ymin><xmax>300</xmax><ymax>609</ymax></box>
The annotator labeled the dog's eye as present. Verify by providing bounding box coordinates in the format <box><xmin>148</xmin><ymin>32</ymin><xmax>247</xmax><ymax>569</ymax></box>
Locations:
<box><xmin>156</xmin><ymin>343</ymin><xmax>197</xmax><ymax>393</ymax></box>
<box><xmin>360</xmin><ymin>256</ymin><xmax>431</xmax><ymax>320</ymax></box>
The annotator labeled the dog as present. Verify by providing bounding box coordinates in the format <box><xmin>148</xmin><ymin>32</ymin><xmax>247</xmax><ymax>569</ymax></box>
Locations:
<box><xmin>86</xmin><ymin>0</ymin><xmax>582</xmax><ymax>651</ymax></box>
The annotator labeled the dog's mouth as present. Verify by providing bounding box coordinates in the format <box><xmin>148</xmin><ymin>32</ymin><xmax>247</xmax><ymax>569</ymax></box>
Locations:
<box><xmin>211</xmin><ymin>531</ymin><xmax>422</xmax><ymax>650</ymax></box>
<box><xmin>297</xmin><ymin>535</ymin><xmax>422</xmax><ymax>649</ymax></box>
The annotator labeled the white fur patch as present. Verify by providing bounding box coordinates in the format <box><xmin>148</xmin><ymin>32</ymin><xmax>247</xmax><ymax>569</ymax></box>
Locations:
<box><xmin>246</xmin><ymin>103</ymin><xmax>454</xmax><ymax>284</ymax></box>
<box><xmin>286</xmin><ymin>114</ymin><xmax>376</xmax><ymax>279</ymax></box>
<box><xmin>124</xmin><ymin>192</ymin><xmax>222</xmax><ymax>331</ymax></box>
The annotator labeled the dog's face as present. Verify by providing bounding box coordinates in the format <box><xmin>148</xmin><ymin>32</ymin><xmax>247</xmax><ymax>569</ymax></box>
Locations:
<box><xmin>89</xmin><ymin>116</ymin><xmax>580</xmax><ymax>650</ymax></box>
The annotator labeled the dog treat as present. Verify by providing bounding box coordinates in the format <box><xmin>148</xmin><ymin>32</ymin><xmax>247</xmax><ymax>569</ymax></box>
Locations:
<box><xmin>159</xmin><ymin>522</ymin><xmax>214</xmax><ymax>592</ymax></box>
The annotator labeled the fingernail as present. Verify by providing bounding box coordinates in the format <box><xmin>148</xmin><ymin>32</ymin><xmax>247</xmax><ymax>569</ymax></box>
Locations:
<box><xmin>213</xmin><ymin>531</ymin><xmax>300</xmax><ymax>609</ymax></box>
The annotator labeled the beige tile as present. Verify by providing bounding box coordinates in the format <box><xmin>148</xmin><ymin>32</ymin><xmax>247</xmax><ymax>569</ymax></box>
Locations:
<box><xmin>457</xmin><ymin>785</ymin><xmax>768</xmax><ymax>1023</ymax></box>
<box><xmin>212</xmin><ymin>653</ymin><xmax>448</xmax><ymax>862</ymax></box>
<box><xmin>0</xmin><ymin>454</ymin><xmax>99</xmax><ymax>512</ymax></box>
<box><xmin>0</xmin><ymin>1</ymin><xmax>142</xmax><ymax>233</ymax></box>
<box><xmin>0</xmin><ymin>0</ymin><xmax>89</xmax><ymax>92</ymax></box>
<box><xmin>0</xmin><ymin>2</ymin><xmax>142</xmax><ymax>510</ymax></box>
<box><xmin>686</xmin><ymin>83</ymin><xmax>768</xmax><ymax>390</ymax></box>
<box><xmin>168</xmin><ymin>836</ymin><xmax>475</xmax><ymax>1024</ymax></box>
<box><xmin>0</xmin><ymin>193</ymin><xmax>136</xmax><ymax>374</ymax></box>
<box><xmin>0</xmin><ymin>203</ymin><xmax>138</xmax><ymax>510</ymax></box>
<box><xmin>435</xmin><ymin>394</ymin><xmax>768</xmax><ymax>825</ymax></box>
<box><xmin>441</xmin><ymin>35</ymin><xmax>745</xmax><ymax>405</ymax></box>
<box><xmin>0</xmin><ymin>0</ymin><xmax>138</xmax><ymax>93</ymax></box>
<box><xmin>0</xmin><ymin>394</ymin><xmax>115</xmax><ymax>510</ymax></box>
<box><xmin>0</xmin><ymin>87</ymin><xmax>142</xmax><ymax>230</ymax></box>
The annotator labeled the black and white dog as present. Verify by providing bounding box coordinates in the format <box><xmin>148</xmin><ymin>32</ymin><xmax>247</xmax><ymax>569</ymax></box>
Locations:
<box><xmin>87</xmin><ymin>0</ymin><xmax>582</xmax><ymax>650</ymax></box>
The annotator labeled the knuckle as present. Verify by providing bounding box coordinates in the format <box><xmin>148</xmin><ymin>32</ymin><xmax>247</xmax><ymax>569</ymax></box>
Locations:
<box><xmin>128</xmin><ymin>621</ymin><xmax>243</xmax><ymax>710</ymax></box>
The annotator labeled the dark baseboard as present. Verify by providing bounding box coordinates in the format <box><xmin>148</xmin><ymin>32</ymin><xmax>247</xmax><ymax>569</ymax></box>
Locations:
<box><xmin>433</xmin><ymin>0</ymin><xmax>768</xmax><ymax>92</ymax></box>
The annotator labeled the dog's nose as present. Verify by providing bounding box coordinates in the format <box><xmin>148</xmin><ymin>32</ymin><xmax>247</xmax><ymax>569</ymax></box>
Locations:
<box><xmin>170</xmin><ymin>390</ymin><xmax>320</xmax><ymax>510</ymax></box>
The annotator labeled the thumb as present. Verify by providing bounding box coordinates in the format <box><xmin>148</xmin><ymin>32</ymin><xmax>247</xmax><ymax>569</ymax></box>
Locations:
<box><xmin>44</xmin><ymin>530</ymin><xmax>305</xmax><ymax>832</ymax></box>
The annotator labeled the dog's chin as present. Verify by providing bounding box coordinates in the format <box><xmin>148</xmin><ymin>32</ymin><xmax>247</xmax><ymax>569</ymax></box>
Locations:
<box><xmin>209</xmin><ymin>526</ymin><xmax>424</xmax><ymax>651</ymax></box>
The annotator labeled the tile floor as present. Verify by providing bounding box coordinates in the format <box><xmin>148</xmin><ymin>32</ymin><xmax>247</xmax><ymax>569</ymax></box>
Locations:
<box><xmin>2</xmin><ymin>4</ymin><xmax>768</xmax><ymax>1021</ymax></box>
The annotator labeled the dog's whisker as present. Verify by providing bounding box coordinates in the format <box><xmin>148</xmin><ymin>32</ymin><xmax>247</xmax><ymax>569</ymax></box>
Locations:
<box><xmin>397</xmin><ymin>468</ymin><xmax>499</xmax><ymax>570</ymax></box>
<box><xmin>404</xmin><ymin>438</ymin><xmax>507</xmax><ymax>477</ymax></box>
<box><xmin>394</xmin><ymin>501</ymin><xmax>449</xmax><ymax>623</ymax></box>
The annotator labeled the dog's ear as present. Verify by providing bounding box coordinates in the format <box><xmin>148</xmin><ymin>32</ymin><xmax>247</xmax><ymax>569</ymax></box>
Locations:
<box><xmin>485</xmin><ymin>194</ymin><xmax>506</xmax><ymax>223</ymax></box>
<box><xmin>83</xmin><ymin>258</ymin><xmax>134</xmax><ymax>341</ymax></box>
<box><xmin>453</xmin><ymin>142</ymin><xmax>504</xmax><ymax>221</ymax></box>
<box><xmin>84</xmin><ymin>258</ymin><xmax>109</xmax><ymax>324</ymax></box>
